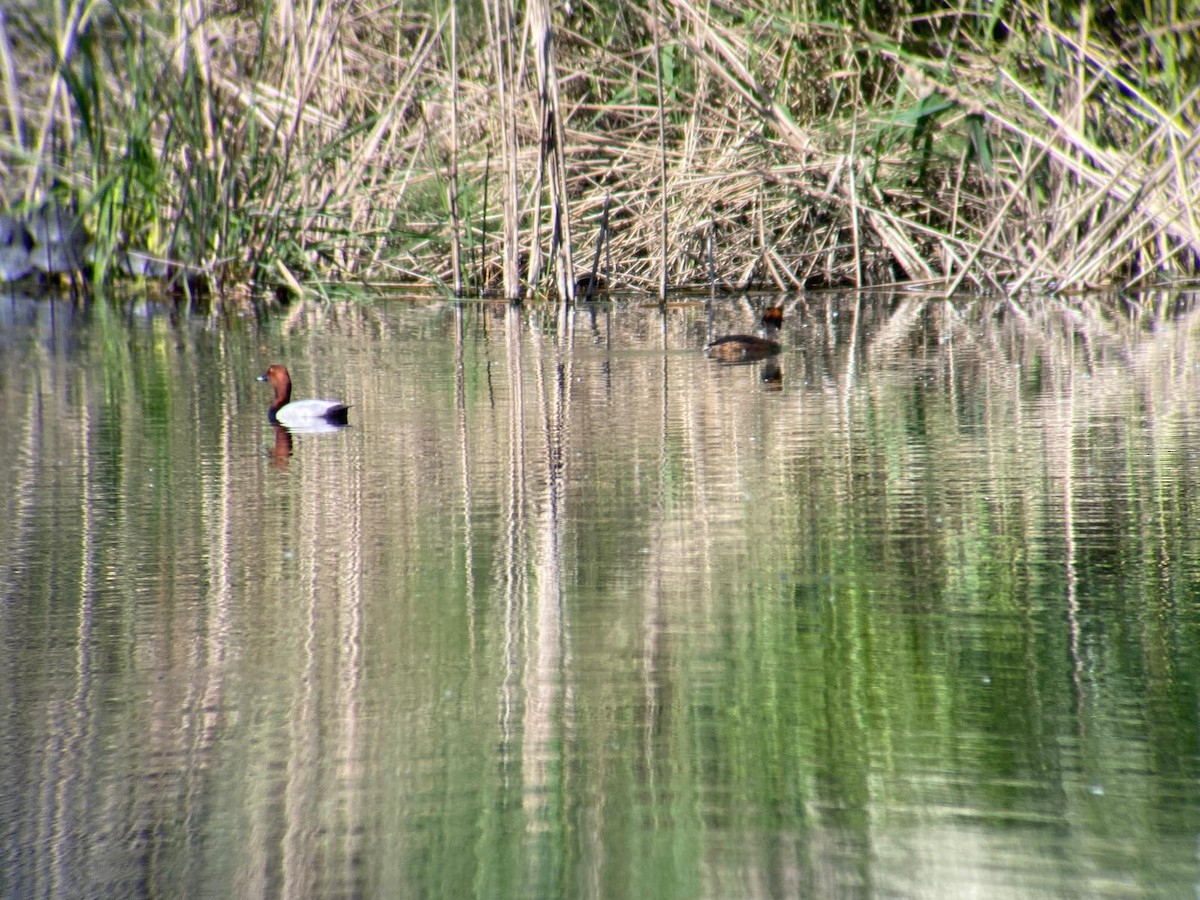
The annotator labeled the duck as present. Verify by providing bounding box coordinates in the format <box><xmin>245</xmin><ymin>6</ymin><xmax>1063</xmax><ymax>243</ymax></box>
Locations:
<box><xmin>258</xmin><ymin>364</ymin><xmax>350</xmax><ymax>427</ymax></box>
<box><xmin>705</xmin><ymin>305</ymin><xmax>783</xmax><ymax>363</ymax></box>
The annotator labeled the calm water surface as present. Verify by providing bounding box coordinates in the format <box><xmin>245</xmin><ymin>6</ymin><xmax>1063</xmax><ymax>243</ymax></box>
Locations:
<box><xmin>3</xmin><ymin>289</ymin><xmax>1200</xmax><ymax>898</ymax></box>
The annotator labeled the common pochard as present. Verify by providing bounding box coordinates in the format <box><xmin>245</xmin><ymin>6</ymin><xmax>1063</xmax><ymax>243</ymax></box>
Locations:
<box><xmin>258</xmin><ymin>364</ymin><xmax>350</xmax><ymax>427</ymax></box>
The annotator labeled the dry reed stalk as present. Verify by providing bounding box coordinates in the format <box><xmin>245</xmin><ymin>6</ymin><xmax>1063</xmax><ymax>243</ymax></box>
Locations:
<box><xmin>448</xmin><ymin>0</ymin><xmax>463</xmax><ymax>296</ymax></box>
<box><xmin>22</xmin><ymin>0</ymin><xmax>89</xmax><ymax>202</ymax></box>
<box><xmin>581</xmin><ymin>194</ymin><xmax>610</xmax><ymax>301</ymax></box>
<box><xmin>528</xmin><ymin>0</ymin><xmax>575</xmax><ymax>299</ymax></box>
<box><xmin>485</xmin><ymin>0</ymin><xmax>522</xmax><ymax>300</ymax></box>
<box><xmin>666</xmin><ymin>0</ymin><xmax>814</xmax><ymax>161</ymax></box>
<box><xmin>338</xmin><ymin>25</ymin><xmax>439</xmax><ymax>192</ymax></box>
<box><xmin>174</xmin><ymin>0</ymin><xmax>214</xmax><ymax>159</ymax></box>
<box><xmin>847</xmin><ymin>130</ymin><xmax>861</xmax><ymax>289</ymax></box>
<box><xmin>547</xmin><ymin>23</ymin><xmax>576</xmax><ymax>299</ymax></box>
<box><xmin>652</xmin><ymin>0</ymin><xmax>668</xmax><ymax>300</ymax></box>
<box><xmin>0</xmin><ymin>9</ymin><xmax>24</xmax><ymax>149</ymax></box>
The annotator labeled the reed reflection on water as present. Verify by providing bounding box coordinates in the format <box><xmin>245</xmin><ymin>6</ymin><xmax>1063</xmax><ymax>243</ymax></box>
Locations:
<box><xmin>3</xmin><ymin>288</ymin><xmax>1200</xmax><ymax>898</ymax></box>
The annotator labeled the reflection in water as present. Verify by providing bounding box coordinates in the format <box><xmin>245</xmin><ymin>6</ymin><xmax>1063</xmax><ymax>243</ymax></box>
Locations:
<box><xmin>270</xmin><ymin>424</ymin><xmax>293</xmax><ymax>468</ymax></box>
<box><xmin>3</xmin><ymin>291</ymin><xmax>1200</xmax><ymax>896</ymax></box>
<box><xmin>760</xmin><ymin>359</ymin><xmax>783</xmax><ymax>389</ymax></box>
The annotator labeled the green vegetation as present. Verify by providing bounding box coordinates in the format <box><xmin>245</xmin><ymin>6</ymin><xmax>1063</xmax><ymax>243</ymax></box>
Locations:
<box><xmin>1</xmin><ymin>0</ymin><xmax>1197</xmax><ymax>295</ymax></box>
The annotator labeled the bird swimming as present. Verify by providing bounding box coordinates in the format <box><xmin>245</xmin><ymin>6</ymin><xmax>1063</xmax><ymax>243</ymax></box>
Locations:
<box><xmin>705</xmin><ymin>305</ymin><xmax>784</xmax><ymax>363</ymax></box>
<box><xmin>257</xmin><ymin>364</ymin><xmax>350</xmax><ymax>428</ymax></box>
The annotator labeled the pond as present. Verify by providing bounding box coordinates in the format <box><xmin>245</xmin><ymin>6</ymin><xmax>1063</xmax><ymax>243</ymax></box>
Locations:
<box><xmin>3</xmin><ymin>287</ymin><xmax>1200</xmax><ymax>898</ymax></box>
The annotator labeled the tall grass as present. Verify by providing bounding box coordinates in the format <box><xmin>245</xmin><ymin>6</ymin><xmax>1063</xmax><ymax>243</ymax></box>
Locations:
<box><xmin>0</xmin><ymin>0</ymin><xmax>1196</xmax><ymax>296</ymax></box>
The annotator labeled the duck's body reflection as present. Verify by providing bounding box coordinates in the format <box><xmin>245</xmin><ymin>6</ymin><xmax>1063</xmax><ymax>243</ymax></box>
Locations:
<box><xmin>270</xmin><ymin>424</ymin><xmax>293</xmax><ymax>469</ymax></box>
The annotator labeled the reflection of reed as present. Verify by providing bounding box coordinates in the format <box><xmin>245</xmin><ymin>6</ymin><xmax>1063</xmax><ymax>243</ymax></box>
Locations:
<box><xmin>455</xmin><ymin>304</ymin><xmax>478</xmax><ymax>653</ymax></box>
<box><xmin>642</xmin><ymin>304</ymin><xmax>669</xmax><ymax>819</ymax></box>
<box><xmin>499</xmin><ymin>301</ymin><xmax>528</xmax><ymax>780</ymax></box>
<box><xmin>335</xmin><ymin>390</ymin><xmax>365</xmax><ymax>896</ymax></box>
<box><xmin>522</xmin><ymin>300</ymin><xmax>570</xmax><ymax>828</ymax></box>
<box><xmin>49</xmin><ymin>365</ymin><xmax>96</xmax><ymax>898</ymax></box>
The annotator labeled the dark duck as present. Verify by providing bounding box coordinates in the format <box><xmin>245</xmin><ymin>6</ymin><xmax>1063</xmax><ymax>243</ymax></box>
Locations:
<box><xmin>705</xmin><ymin>305</ymin><xmax>783</xmax><ymax>363</ymax></box>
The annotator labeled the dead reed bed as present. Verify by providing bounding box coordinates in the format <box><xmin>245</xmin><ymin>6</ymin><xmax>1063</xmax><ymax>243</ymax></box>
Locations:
<box><xmin>0</xmin><ymin>0</ymin><xmax>1196</xmax><ymax>297</ymax></box>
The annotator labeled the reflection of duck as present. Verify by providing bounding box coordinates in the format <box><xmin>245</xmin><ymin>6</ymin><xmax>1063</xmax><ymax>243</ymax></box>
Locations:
<box><xmin>269</xmin><ymin>424</ymin><xmax>293</xmax><ymax>469</ymax></box>
<box><xmin>760</xmin><ymin>360</ymin><xmax>783</xmax><ymax>390</ymax></box>
<box><xmin>705</xmin><ymin>305</ymin><xmax>783</xmax><ymax>363</ymax></box>
<box><xmin>258</xmin><ymin>364</ymin><xmax>350</xmax><ymax>427</ymax></box>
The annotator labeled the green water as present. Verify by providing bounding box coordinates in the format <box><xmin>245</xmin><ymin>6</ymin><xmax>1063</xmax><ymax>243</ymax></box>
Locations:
<box><xmin>3</xmin><ymin>289</ymin><xmax>1200</xmax><ymax>898</ymax></box>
